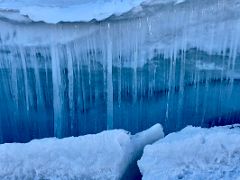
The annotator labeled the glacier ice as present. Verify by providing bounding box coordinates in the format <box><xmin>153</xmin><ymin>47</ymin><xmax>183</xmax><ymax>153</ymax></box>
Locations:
<box><xmin>0</xmin><ymin>0</ymin><xmax>240</xmax><ymax>143</ymax></box>
<box><xmin>138</xmin><ymin>125</ymin><xmax>240</xmax><ymax>180</ymax></box>
<box><xmin>0</xmin><ymin>124</ymin><xmax>164</xmax><ymax>180</ymax></box>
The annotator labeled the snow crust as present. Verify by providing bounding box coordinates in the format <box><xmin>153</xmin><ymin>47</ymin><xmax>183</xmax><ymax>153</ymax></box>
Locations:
<box><xmin>138</xmin><ymin>125</ymin><xmax>240</xmax><ymax>180</ymax></box>
<box><xmin>0</xmin><ymin>124</ymin><xmax>163</xmax><ymax>180</ymax></box>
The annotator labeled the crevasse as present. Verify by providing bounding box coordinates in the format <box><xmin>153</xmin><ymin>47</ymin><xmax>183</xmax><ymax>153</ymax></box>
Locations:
<box><xmin>0</xmin><ymin>0</ymin><xmax>240</xmax><ymax>143</ymax></box>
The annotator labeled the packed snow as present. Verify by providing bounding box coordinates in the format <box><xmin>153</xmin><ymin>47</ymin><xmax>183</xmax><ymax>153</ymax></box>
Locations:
<box><xmin>138</xmin><ymin>125</ymin><xmax>240</xmax><ymax>180</ymax></box>
<box><xmin>0</xmin><ymin>124</ymin><xmax>163</xmax><ymax>180</ymax></box>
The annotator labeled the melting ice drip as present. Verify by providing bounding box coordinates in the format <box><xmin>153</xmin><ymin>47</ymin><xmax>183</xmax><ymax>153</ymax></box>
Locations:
<box><xmin>0</xmin><ymin>0</ymin><xmax>240</xmax><ymax>143</ymax></box>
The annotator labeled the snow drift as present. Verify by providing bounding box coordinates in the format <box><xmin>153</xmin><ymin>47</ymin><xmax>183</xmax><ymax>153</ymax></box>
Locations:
<box><xmin>138</xmin><ymin>125</ymin><xmax>240</xmax><ymax>180</ymax></box>
<box><xmin>0</xmin><ymin>124</ymin><xmax>163</xmax><ymax>180</ymax></box>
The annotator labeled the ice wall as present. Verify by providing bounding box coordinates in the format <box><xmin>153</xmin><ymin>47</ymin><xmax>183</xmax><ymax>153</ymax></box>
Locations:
<box><xmin>0</xmin><ymin>0</ymin><xmax>240</xmax><ymax>143</ymax></box>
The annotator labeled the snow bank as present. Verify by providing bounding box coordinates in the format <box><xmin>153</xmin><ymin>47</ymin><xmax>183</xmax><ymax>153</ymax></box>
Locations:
<box><xmin>0</xmin><ymin>0</ymin><xmax>186</xmax><ymax>23</ymax></box>
<box><xmin>0</xmin><ymin>124</ymin><xmax>163</xmax><ymax>180</ymax></box>
<box><xmin>1</xmin><ymin>0</ymin><xmax>240</xmax><ymax>52</ymax></box>
<box><xmin>0</xmin><ymin>0</ymin><xmax>146</xmax><ymax>23</ymax></box>
<box><xmin>138</xmin><ymin>125</ymin><xmax>240</xmax><ymax>180</ymax></box>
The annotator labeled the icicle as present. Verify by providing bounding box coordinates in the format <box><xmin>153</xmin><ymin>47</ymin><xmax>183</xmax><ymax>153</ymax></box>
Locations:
<box><xmin>133</xmin><ymin>27</ymin><xmax>138</xmax><ymax>104</ymax></box>
<box><xmin>32</xmin><ymin>48</ymin><xmax>43</xmax><ymax>109</ymax></box>
<box><xmin>118</xmin><ymin>35</ymin><xmax>122</xmax><ymax>108</ymax></box>
<box><xmin>66</xmin><ymin>45</ymin><xmax>74</xmax><ymax>133</ymax></box>
<box><xmin>10</xmin><ymin>49</ymin><xmax>18</xmax><ymax>110</ymax></box>
<box><xmin>106</xmin><ymin>23</ymin><xmax>113</xmax><ymax>130</ymax></box>
<box><xmin>19</xmin><ymin>47</ymin><xmax>29</xmax><ymax>111</ymax></box>
<box><xmin>165</xmin><ymin>50</ymin><xmax>173</xmax><ymax>123</ymax></box>
<box><xmin>87</xmin><ymin>38</ymin><xmax>93</xmax><ymax>106</ymax></box>
<box><xmin>51</xmin><ymin>45</ymin><xmax>63</xmax><ymax>138</ymax></box>
<box><xmin>177</xmin><ymin>38</ymin><xmax>187</xmax><ymax>128</ymax></box>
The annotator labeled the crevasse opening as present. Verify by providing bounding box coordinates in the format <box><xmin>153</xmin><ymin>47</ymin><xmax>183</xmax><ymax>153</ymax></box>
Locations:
<box><xmin>0</xmin><ymin>0</ymin><xmax>240</xmax><ymax>144</ymax></box>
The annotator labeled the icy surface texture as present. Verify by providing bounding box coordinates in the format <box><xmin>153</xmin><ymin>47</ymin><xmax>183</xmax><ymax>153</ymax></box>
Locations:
<box><xmin>138</xmin><ymin>125</ymin><xmax>240</xmax><ymax>180</ymax></box>
<box><xmin>0</xmin><ymin>124</ymin><xmax>164</xmax><ymax>180</ymax></box>
<box><xmin>0</xmin><ymin>0</ymin><xmax>240</xmax><ymax>143</ymax></box>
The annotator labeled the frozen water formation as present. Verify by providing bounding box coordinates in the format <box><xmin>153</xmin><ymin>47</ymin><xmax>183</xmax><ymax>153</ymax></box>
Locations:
<box><xmin>0</xmin><ymin>0</ymin><xmax>240</xmax><ymax>143</ymax></box>
<box><xmin>138</xmin><ymin>125</ymin><xmax>240</xmax><ymax>180</ymax></box>
<box><xmin>0</xmin><ymin>124</ymin><xmax>163</xmax><ymax>180</ymax></box>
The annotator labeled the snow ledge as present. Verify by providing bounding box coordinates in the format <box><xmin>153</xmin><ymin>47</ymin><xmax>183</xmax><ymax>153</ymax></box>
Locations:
<box><xmin>0</xmin><ymin>124</ymin><xmax>163</xmax><ymax>179</ymax></box>
<box><xmin>138</xmin><ymin>125</ymin><xmax>240</xmax><ymax>180</ymax></box>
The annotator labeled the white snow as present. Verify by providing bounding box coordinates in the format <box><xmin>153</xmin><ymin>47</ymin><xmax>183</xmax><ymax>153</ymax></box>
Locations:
<box><xmin>0</xmin><ymin>0</ymin><xmax>147</xmax><ymax>23</ymax></box>
<box><xmin>0</xmin><ymin>124</ymin><xmax>163</xmax><ymax>180</ymax></box>
<box><xmin>1</xmin><ymin>0</ymin><xmax>240</xmax><ymax>54</ymax></box>
<box><xmin>138</xmin><ymin>125</ymin><xmax>240</xmax><ymax>180</ymax></box>
<box><xmin>0</xmin><ymin>0</ymin><xmax>187</xmax><ymax>23</ymax></box>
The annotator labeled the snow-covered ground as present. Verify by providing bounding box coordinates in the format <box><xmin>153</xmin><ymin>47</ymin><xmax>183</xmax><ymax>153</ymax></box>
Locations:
<box><xmin>138</xmin><ymin>125</ymin><xmax>240</xmax><ymax>180</ymax></box>
<box><xmin>0</xmin><ymin>124</ymin><xmax>163</xmax><ymax>180</ymax></box>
